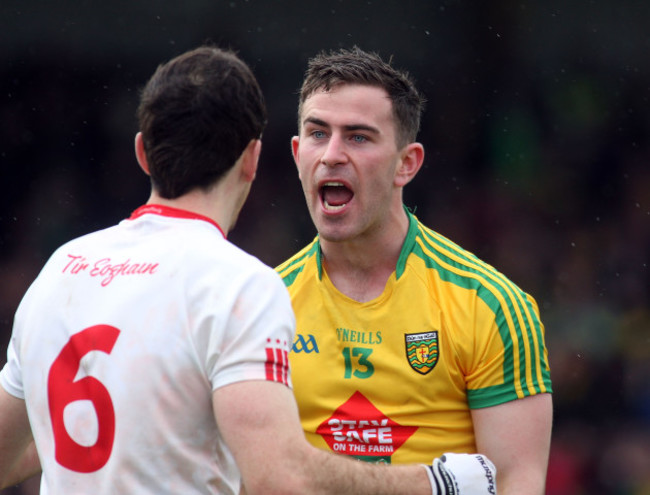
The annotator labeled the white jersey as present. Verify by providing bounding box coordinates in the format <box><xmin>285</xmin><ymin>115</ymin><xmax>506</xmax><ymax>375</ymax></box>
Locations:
<box><xmin>0</xmin><ymin>204</ymin><xmax>294</xmax><ymax>494</ymax></box>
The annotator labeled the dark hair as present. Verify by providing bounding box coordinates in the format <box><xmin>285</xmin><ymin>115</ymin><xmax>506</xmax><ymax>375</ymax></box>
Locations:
<box><xmin>298</xmin><ymin>46</ymin><xmax>425</xmax><ymax>147</ymax></box>
<box><xmin>137</xmin><ymin>45</ymin><xmax>267</xmax><ymax>198</ymax></box>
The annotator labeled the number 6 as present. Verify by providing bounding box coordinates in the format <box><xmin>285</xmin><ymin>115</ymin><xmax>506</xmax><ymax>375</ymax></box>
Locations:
<box><xmin>47</xmin><ymin>325</ymin><xmax>120</xmax><ymax>473</ymax></box>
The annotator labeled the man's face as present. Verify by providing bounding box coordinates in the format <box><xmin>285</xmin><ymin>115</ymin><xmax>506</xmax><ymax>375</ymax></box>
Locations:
<box><xmin>292</xmin><ymin>84</ymin><xmax>407</xmax><ymax>244</ymax></box>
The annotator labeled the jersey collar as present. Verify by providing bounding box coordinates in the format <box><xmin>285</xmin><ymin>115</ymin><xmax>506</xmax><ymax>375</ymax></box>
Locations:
<box><xmin>396</xmin><ymin>205</ymin><xmax>419</xmax><ymax>280</ymax></box>
<box><xmin>129</xmin><ymin>204</ymin><xmax>226</xmax><ymax>238</ymax></box>
<box><xmin>315</xmin><ymin>204</ymin><xmax>418</xmax><ymax>281</ymax></box>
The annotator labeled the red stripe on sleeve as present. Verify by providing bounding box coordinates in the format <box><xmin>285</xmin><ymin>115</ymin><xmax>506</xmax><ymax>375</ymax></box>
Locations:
<box><xmin>265</xmin><ymin>347</ymin><xmax>276</xmax><ymax>382</ymax></box>
<box><xmin>281</xmin><ymin>348</ymin><xmax>289</xmax><ymax>385</ymax></box>
<box><xmin>265</xmin><ymin>345</ymin><xmax>289</xmax><ymax>385</ymax></box>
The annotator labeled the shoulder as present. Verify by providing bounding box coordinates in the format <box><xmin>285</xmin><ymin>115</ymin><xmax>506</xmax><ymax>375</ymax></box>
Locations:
<box><xmin>411</xmin><ymin>218</ymin><xmax>521</xmax><ymax>291</ymax></box>
<box><xmin>187</xmin><ymin>233</ymin><xmax>285</xmax><ymax>297</ymax></box>
<box><xmin>408</xmin><ymin>216</ymin><xmax>539</xmax><ymax>319</ymax></box>
<box><xmin>275</xmin><ymin>237</ymin><xmax>320</xmax><ymax>288</ymax></box>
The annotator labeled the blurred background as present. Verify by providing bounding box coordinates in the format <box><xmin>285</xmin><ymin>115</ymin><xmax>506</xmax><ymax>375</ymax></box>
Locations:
<box><xmin>1</xmin><ymin>1</ymin><xmax>649</xmax><ymax>493</ymax></box>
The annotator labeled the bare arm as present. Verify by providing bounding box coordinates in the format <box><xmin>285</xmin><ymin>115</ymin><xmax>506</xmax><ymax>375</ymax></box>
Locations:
<box><xmin>471</xmin><ymin>393</ymin><xmax>553</xmax><ymax>495</ymax></box>
<box><xmin>214</xmin><ymin>380</ymin><xmax>432</xmax><ymax>495</ymax></box>
<box><xmin>0</xmin><ymin>387</ymin><xmax>41</xmax><ymax>489</ymax></box>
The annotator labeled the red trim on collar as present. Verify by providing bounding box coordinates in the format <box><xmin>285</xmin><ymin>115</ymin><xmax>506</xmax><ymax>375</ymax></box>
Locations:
<box><xmin>129</xmin><ymin>204</ymin><xmax>226</xmax><ymax>238</ymax></box>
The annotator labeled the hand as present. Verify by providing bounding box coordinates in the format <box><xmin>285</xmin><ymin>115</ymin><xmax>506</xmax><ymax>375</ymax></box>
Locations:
<box><xmin>424</xmin><ymin>453</ymin><xmax>497</xmax><ymax>495</ymax></box>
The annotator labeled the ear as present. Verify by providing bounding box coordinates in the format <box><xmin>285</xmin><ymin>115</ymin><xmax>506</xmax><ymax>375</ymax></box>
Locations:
<box><xmin>394</xmin><ymin>142</ymin><xmax>424</xmax><ymax>187</ymax></box>
<box><xmin>134</xmin><ymin>132</ymin><xmax>150</xmax><ymax>176</ymax></box>
<box><xmin>241</xmin><ymin>139</ymin><xmax>261</xmax><ymax>182</ymax></box>
<box><xmin>291</xmin><ymin>136</ymin><xmax>301</xmax><ymax>177</ymax></box>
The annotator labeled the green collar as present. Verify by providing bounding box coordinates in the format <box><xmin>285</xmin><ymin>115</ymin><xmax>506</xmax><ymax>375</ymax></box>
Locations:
<box><xmin>315</xmin><ymin>205</ymin><xmax>418</xmax><ymax>281</ymax></box>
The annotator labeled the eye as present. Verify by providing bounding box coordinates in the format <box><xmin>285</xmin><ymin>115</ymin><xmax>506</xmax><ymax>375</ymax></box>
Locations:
<box><xmin>351</xmin><ymin>134</ymin><xmax>367</xmax><ymax>143</ymax></box>
<box><xmin>311</xmin><ymin>130</ymin><xmax>327</xmax><ymax>139</ymax></box>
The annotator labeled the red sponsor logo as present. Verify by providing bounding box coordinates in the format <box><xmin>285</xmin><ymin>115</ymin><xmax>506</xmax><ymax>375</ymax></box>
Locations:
<box><xmin>317</xmin><ymin>391</ymin><xmax>417</xmax><ymax>457</ymax></box>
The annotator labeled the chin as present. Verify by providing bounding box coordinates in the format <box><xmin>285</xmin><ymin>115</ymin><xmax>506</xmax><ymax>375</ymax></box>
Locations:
<box><xmin>316</xmin><ymin>226</ymin><xmax>354</xmax><ymax>244</ymax></box>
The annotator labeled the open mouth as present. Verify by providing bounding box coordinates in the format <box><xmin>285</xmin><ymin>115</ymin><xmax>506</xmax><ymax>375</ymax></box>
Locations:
<box><xmin>320</xmin><ymin>181</ymin><xmax>354</xmax><ymax>212</ymax></box>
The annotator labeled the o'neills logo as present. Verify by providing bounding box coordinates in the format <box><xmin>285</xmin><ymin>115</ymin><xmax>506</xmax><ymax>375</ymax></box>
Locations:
<box><xmin>316</xmin><ymin>391</ymin><xmax>417</xmax><ymax>462</ymax></box>
<box><xmin>405</xmin><ymin>331</ymin><xmax>439</xmax><ymax>375</ymax></box>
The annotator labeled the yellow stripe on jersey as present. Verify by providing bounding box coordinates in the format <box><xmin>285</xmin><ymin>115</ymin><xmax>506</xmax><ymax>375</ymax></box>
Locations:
<box><xmin>276</xmin><ymin>240</ymin><xmax>319</xmax><ymax>286</ymax></box>
<box><xmin>411</xmin><ymin>219</ymin><xmax>550</xmax><ymax>400</ymax></box>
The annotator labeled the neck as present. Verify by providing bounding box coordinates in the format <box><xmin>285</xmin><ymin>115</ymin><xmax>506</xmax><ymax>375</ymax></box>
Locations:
<box><xmin>320</xmin><ymin>206</ymin><xmax>410</xmax><ymax>302</ymax></box>
<box><xmin>146</xmin><ymin>183</ymin><xmax>242</xmax><ymax>236</ymax></box>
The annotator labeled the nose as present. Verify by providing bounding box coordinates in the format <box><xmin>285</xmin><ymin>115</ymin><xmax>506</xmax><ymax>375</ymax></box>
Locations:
<box><xmin>320</xmin><ymin>134</ymin><xmax>348</xmax><ymax>167</ymax></box>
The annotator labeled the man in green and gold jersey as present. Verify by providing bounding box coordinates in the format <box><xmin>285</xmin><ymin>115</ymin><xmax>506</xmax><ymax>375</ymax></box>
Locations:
<box><xmin>276</xmin><ymin>47</ymin><xmax>553</xmax><ymax>495</ymax></box>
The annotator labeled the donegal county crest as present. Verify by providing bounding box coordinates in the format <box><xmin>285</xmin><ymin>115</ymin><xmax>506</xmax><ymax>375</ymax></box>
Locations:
<box><xmin>405</xmin><ymin>331</ymin><xmax>439</xmax><ymax>375</ymax></box>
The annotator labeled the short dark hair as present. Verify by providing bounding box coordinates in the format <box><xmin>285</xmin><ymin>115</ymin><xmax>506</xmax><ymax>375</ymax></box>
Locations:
<box><xmin>298</xmin><ymin>46</ymin><xmax>425</xmax><ymax>147</ymax></box>
<box><xmin>137</xmin><ymin>46</ymin><xmax>267</xmax><ymax>198</ymax></box>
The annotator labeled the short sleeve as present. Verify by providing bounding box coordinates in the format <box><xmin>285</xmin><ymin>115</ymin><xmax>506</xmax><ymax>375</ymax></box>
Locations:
<box><xmin>197</xmin><ymin>265</ymin><xmax>296</xmax><ymax>392</ymax></box>
<box><xmin>0</xmin><ymin>335</ymin><xmax>25</xmax><ymax>399</ymax></box>
<box><xmin>466</xmin><ymin>288</ymin><xmax>552</xmax><ymax>409</ymax></box>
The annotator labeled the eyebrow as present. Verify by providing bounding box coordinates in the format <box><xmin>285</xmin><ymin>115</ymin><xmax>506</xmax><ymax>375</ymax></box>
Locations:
<box><xmin>303</xmin><ymin>117</ymin><xmax>380</xmax><ymax>135</ymax></box>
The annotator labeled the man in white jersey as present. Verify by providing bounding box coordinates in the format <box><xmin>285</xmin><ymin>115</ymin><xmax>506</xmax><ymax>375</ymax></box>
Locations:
<box><xmin>0</xmin><ymin>46</ymin><xmax>496</xmax><ymax>494</ymax></box>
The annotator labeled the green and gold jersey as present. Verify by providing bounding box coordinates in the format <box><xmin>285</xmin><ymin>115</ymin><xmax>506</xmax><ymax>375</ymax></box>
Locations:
<box><xmin>276</xmin><ymin>208</ymin><xmax>552</xmax><ymax>464</ymax></box>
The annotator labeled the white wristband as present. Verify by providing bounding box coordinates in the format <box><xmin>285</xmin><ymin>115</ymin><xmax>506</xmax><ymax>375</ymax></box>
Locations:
<box><xmin>422</xmin><ymin>461</ymin><xmax>457</xmax><ymax>495</ymax></box>
<box><xmin>423</xmin><ymin>453</ymin><xmax>497</xmax><ymax>495</ymax></box>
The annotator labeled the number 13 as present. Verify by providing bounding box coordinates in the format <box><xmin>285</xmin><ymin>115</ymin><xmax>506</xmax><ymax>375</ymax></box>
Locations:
<box><xmin>342</xmin><ymin>346</ymin><xmax>374</xmax><ymax>379</ymax></box>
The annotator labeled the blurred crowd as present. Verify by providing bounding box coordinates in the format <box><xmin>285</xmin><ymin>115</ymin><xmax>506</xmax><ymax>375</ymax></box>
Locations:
<box><xmin>1</xmin><ymin>37</ymin><xmax>649</xmax><ymax>495</ymax></box>
<box><xmin>415</xmin><ymin>65</ymin><xmax>650</xmax><ymax>494</ymax></box>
